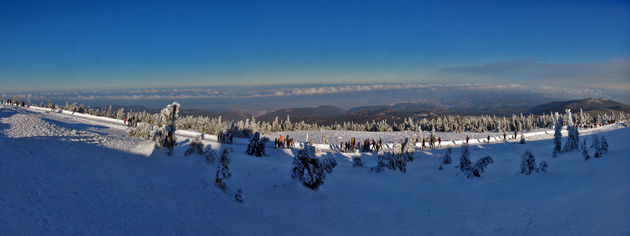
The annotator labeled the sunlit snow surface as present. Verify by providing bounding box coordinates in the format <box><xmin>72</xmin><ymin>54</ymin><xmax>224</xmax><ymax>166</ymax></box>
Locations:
<box><xmin>1</xmin><ymin>105</ymin><xmax>629</xmax><ymax>235</ymax></box>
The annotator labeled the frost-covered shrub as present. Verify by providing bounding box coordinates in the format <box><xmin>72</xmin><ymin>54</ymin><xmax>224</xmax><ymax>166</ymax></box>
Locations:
<box><xmin>519</xmin><ymin>134</ymin><xmax>526</xmax><ymax>144</ymax></box>
<box><xmin>215</xmin><ymin>149</ymin><xmax>231</xmax><ymax>192</ymax></box>
<box><xmin>520</xmin><ymin>150</ymin><xmax>536</xmax><ymax>175</ymax></box>
<box><xmin>352</xmin><ymin>156</ymin><xmax>364</xmax><ymax>167</ymax></box>
<box><xmin>443</xmin><ymin>146</ymin><xmax>453</xmax><ymax>164</ymax></box>
<box><xmin>291</xmin><ymin>145</ymin><xmax>337</xmax><ymax>190</ymax></box>
<box><xmin>185</xmin><ymin>136</ymin><xmax>204</xmax><ymax>156</ymax></box>
<box><xmin>320</xmin><ymin>130</ymin><xmax>329</xmax><ymax>145</ymax></box>
<box><xmin>203</xmin><ymin>146</ymin><xmax>217</xmax><ymax>165</ymax></box>
<box><xmin>128</xmin><ymin>123</ymin><xmax>152</xmax><ymax>139</ymax></box>
<box><xmin>246</xmin><ymin>132</ymin><xmax>269</xmax><ymax>157</ymax></box>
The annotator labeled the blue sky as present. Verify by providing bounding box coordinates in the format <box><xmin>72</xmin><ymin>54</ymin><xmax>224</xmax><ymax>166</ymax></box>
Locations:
<box><xmin>1</xmin><ymin>0</ymin><xmax>628</xmax><ymax>91</ymax></box>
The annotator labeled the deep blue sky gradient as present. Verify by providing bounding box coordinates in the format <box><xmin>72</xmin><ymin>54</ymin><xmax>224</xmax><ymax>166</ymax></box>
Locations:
<box><xmin>1</xmin><ymin>0</ymin><xmax>628</xmax><ymax>90</ymax></box>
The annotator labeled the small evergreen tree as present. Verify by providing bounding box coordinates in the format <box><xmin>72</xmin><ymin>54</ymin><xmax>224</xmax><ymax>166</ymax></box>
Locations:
<box><xmin>246</xmin><ymin>132</ymin><xmax>269</xmax><ymax>157</ymax></box>
<box><xmin>443</xmin><ymin>146</ymin><xmax>453</xmax><ymax>164</ymax></box>
<box><xmin>157</xmin><ymin>102</ymin><xmax>180</xmax><ymax>155</ymax></box>
<box><xmin>553</xmin><ymin>114</ymin><xmax>563</xmax><ymax>157</ymax></box>
<box><xmin>291</xmin><ymin>144</ymin><xmax>337</xmax><ymax>190</ymax></box>
<box><xmin>203</xmin><ymin>145</ymin><xmax>217</xmax><ymax>165</ymax></box>
<box><xmin>537</xmin><ymin>161</ymin><xmax>548</xmax><ymax>173</ymax></box>
<box><xmin>581</xmin><ymin>138</ymin><xmax>590</xmax><ymax>160</ymax></box>
<box><xmin>215</xmin><ymin>149</ymin><xmax>231</xmax><ymax>192</ymax></box>
<box><xmin>519</xmin><ymin>134</ymin><xmax>526</xmax><ymax>144</ymax></box>
<box><xmin>459</xmin><ymin>144</ymin><xmax>471</xmax><ymax>171</ymax></box>
<box><xmin>520</xmin><ymin>150</ymin><xmax>536</xmax><ymax>175</ymax></box>
<box><xmin>598</xmin><ymin>136</ymin><xmax>608</xmax><ymax>154</ymax></box>
<box><xmin>185</xmin><ymin>136</ymin><xmax>204</xmax><ymax>156</ymax></box>
<box><xmin>592</xmin><ymin>135</ymin><xmax>601</xmax><ymax>158</ymax></box>
<box><xmin>351</xmin><ymin>156</ymin><xmax>364</xmax><ymax>167</ymax></box>
<box><xmin>320</xmin><ymin>130</ymin><xmax>329</xmax><ymax>145</ymax></box>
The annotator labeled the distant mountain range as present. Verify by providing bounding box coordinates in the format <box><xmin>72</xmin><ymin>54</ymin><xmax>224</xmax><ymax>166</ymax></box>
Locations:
<box><xmin>112</xmin><ymin>98</ymin><xmax>630</xmax><ymax>124</ymax></box>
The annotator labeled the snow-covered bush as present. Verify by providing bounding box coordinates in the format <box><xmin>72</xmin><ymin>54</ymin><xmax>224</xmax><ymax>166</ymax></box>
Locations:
<box><xmin>291</xmin><ymin>144</ymin><xmax>337</xmax><ymax>190</ymax></box>
<box><xmin>470</xmin><ymin>156</ymin><xmax>494</xmax><ymax>177</ymax></box>
<box><xmin>203</xmin><ymin>146</ymin><xmax>217</xmax><ymax>165</ymax></box>
<box><xmin>519</xmin><ymin>134</ymin><xmax>526</xmax><ymax>144</ymax></box>
<box><xmin>520</xmin><ymin>150</ymin><xmax>536</xmax><ymax>175</ymax></box>
<box><xmin>351</xmin><ymin>156</ymin><xmax>364</xmax><ymax>167</ymax></box>
<box><xmin>215</xmin><ymin>149</ymin><xmax>231</xmax><ymax>192</ymax></box>
<box><xmin>128</xmin><ymin>123</ymin><xmax>152</xmax><ymax>139</ymax></box>
<box><xmin>185</xmin><ymin>136</ymin><xmax>204</xmax><ymax>156</ymax></box>
<box><xmin>443</xmin><ymin>146</ymin><xmax>453</xmax><ymax>164</ymax></box>
<box><xmin>553</xmin><ymin>114</ymin><xmax>563</xmax><ymax>157</ymax></box>
<box><xmin>246</xmin><ymin>132</ymin><xmax>269</xmax><ymax>157</ymax></box>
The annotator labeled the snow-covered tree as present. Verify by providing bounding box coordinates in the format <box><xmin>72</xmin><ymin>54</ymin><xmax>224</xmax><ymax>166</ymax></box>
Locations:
<box><xmin>246</xmin><ymin>132</ymin><xmax>269</xmax><ymax>157</ymax></box>
<box><xmin>537</xmin><ymin>161</ymin><xmax>548</xmax><ymax>173</ymax></box>
<box><xmin>599</xmin><ymin>135</ymin><xmax>608</xmax><ymax>154</ymax></box>
<box><xmin>581</xmin><ymin>138</ymin><xmax>590</xmax><ymax>160</ymax></box>
<box><xmin>519</xmin><ymin>134</ymin><xmax>526</xmax><ymax>144</ymax></box>
<box><xmin>443</xmin><ymin>146</ymin><xmax>453</xmax><ymax>164</ymax></box>
<box><xmin>215</xmin><ymin>149</ymin><xmax>231</xmax><ymax>192</ymax></box>
<box><xmin>203</xmin><ymin>145</ymin><xmax>217</xmax><ymax>165</ymax></box>
<box><xmin>185</xmin><ymin>136</ymin><xmax>204</xmax><ymax>156</ymax></box>
<box><xmin>351</xmin><ymin>156</ymin><xmax>364</xmax><ymax>167</ymax></box>
<box><xmin>157</xmin><ymin>102</ymin><xmax>180</xmax><ymax>155</ymax></box>
<box><xmin>459</xmin><ymin>144</ymin><xmax>471</xmax><ymax>171</ymax></box>
<box><xmin>469</xmin><ymin>156</ymin><xmax>494</xmax><ymax>177</ymax></box>
<box><xmin>563</xmin><ymin>125</ymin><xmax>580</xmax><ymax>152</ymax></box>
<box><xmin>553</xmin><ymin>113</ymin><xmax>563</xmax><ymax>157</ymax></box>
<box><xmin>320</xmin><ymin>130</ymin><xmax>329</xmax><ymax>145</ymax></box>
<box><xmin>128</xmin><ymin>123</ymin><xmax>153</xmax><ymax>139</ymax></box>
<box><xmin>291</xmin><ymin>144</ymin><xmax>337</xmax><ymax>190</ymax></box>
<box><xmin>520</xmin><ymin>150</ymin><xmax>536</xmax><ymax>175</ymax></box>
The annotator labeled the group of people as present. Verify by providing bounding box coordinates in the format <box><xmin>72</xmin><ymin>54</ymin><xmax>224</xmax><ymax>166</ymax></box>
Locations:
<box><xmin>420</xmin><ymin>136</ymin><xmax>441</xmax><ymax>149</ymax></box>
<box><xmin>218</xmin><ymin>132</ymin><xmax>234</xmax><ymax>144</ymax></box>
<box><xmin>339</xmin><ymin>137</ymin><xmax>383</xmax><ymax>153</ymax></box>
<box><xmin>123</xmin><ymin>117</ymin><xmax>138</xmax><ymax>127</ymax></box>
<box><xmin>274</xmin><ymin>135</ymin><xmax>294</xmax><ymax>149</ymax></box>
<box><xmin>3</xmin><ymin>99</ymin><xmax>26</xmax><ymax>107</ymax></box>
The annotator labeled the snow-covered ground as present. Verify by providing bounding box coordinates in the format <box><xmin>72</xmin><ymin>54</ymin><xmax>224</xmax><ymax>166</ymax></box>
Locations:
<box><xmin>1</xmin><ymin>105</ymin><xmax>629</xmax><ymax>235</ymax></box>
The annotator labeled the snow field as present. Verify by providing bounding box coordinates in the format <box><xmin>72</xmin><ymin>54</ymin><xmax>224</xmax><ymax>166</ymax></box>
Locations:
<box><xmin>0</xmin><ymin>105</ymin><xmax>628</xmax><ymax>235</ymax></box>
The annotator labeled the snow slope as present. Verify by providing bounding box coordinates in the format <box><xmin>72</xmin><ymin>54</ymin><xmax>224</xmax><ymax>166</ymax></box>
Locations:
<box><xmin>1</xmin><ymin>105</ymin><xmax>629</xmax><ymax>235</ymax></box>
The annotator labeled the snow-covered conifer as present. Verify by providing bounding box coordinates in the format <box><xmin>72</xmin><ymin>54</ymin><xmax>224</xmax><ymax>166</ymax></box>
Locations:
<box><xmin>520</xmin><ymin>150</ymin><xmax>536</xmax><ymax>175</ymax></box>
<box><xmin>246</xmin><ymin>132</ymin><xmax>269</xmax><ymax>157</ymax></box>
<box><xmin>352</xmin><ymin>156</ymin><xmax>364</xmax><ymax>167</ymax></box>
<box><xmin>581</xmin><ymin>138</ymin><xmax>590</xmax><ymax>160</ymax></box>
<box><xmin>320</xmin><ymin>130</ymin><xmax>329</xmax><ymax>145</ymax></box>
<box><xmin>563</xmin><ymin>125</ymin><xmax>580</xmax><ymax>152</ymax></box>
<box><xmin>159</xmin><ymin>102</ymin><xmax>179</xmax><ymax>155</ymax></box>
<box><xmin>443</xmin><ymin>146</ymin><xmax>453</xmax><ymax>164</ymax></box>
<box><xmin>203</xmin><ymin>146</ymin><xmax>217</xmax><ymax>165</ymax></box>
<box><xmin>291</xmin><ymin>144</ymin><xmax>337</xmax><ymax>190</ymax></box>
<box><xmin>215</xmin><ymin>149</ymin><xmax>231</xmax><ymax>192</ymax></box>
<box><xmin>128</xmin><ymin>123</ymin><xmax>153</xmax><ymax>139</ymax></box>
<box><xmin>185</xmin><ymin>136</ymin><xmax>204</xmax><ymax>156</ymax></box>
<box><xmin>459</xmin><ymin>144</ymin><xmax>471</xmax><ymax>171</ymax></box>
<box><xmin>520</xmin><ymin>134</ymin><xmax>526</xmax><ymax>144</ymax></box>
<box><xmin>598</xmin><ymin>135</ymin><xmax>608</xmax><ymax>155</ymax></box>
<box><xmin>553</xmin><ymin>114</ymin><xmax>563</xmax><ymax>157</ymax></box>
<box><xmin>537</xmin><ymin>161</ymin><xmax>548</xmax><ymax>173</ymax></box>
